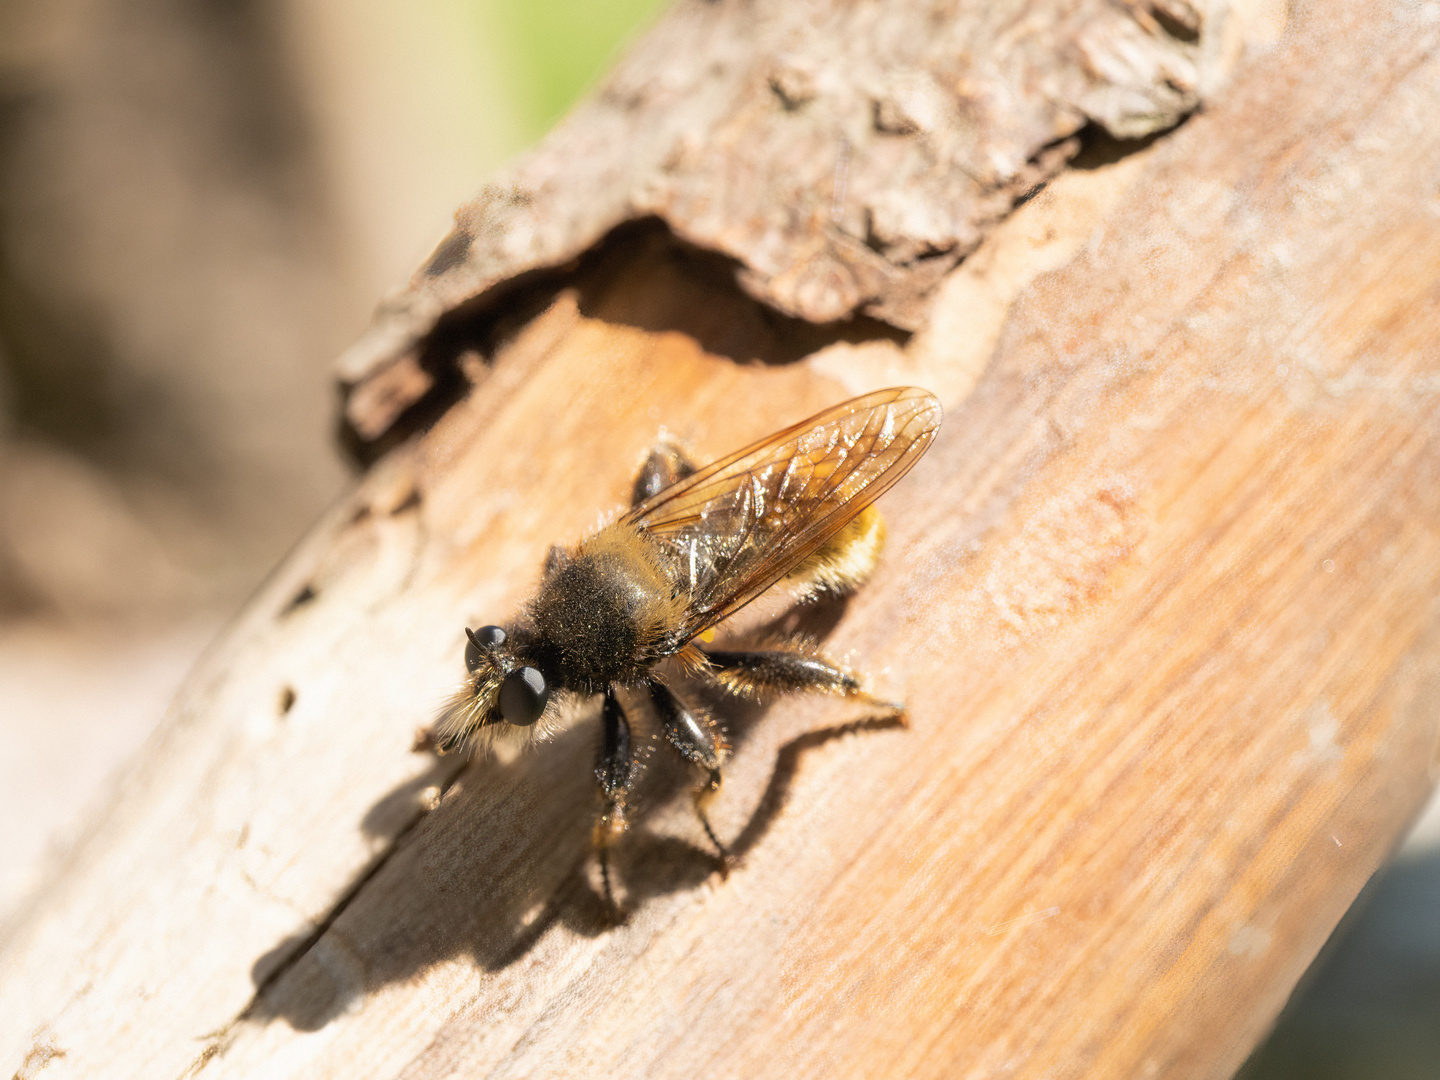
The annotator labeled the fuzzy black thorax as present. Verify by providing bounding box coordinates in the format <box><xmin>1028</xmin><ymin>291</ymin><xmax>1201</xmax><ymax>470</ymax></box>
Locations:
<box><xmin>528</xmin><ymin>523</ymin><xmax>687</xmax><ymax>692</ymax></box>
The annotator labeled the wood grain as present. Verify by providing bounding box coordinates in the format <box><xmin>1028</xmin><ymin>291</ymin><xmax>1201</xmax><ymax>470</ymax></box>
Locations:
<box><xmin>4</xmin><ymin>1</ymin><xmax>1440</xmax><ymax>1078</ymax></box>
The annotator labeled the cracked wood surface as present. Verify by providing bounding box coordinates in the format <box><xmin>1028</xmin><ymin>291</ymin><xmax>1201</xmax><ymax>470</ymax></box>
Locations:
<box><xmin>6</xmin><ymin>1</ymin><xmax>1440</xmax><ymax>1078</ymax></box>
<box><xmin>336</xmin><ymin>0</ymin><xmax>1235</xmax><ymax>444</ymax></box>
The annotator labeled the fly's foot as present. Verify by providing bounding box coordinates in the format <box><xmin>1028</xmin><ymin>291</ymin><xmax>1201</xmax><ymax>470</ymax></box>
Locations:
<box><xmin>694</xmin><ymin>769</ymin><xmax>735</xmax><ymax>878</ymax></box>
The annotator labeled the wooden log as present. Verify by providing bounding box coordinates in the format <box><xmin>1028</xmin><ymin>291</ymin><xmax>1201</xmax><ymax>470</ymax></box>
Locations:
<box><xmin>4</xmin><ymin>0</ymin><xmax>1440</xmax><ymax>1078</ymax></box>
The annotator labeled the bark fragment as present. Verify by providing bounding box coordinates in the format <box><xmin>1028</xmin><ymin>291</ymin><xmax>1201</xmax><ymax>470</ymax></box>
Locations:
<box><xmin>338</xmin><ymin>0</ymin><xmax>1231</xmax><ymax>446</ymax></box>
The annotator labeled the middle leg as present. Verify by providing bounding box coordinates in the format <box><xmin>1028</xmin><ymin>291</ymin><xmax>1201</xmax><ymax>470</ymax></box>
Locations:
<box><xmin>645</xmin><ymin>679</ymin><xmax>731</xmax><ymax>866</ymax></box>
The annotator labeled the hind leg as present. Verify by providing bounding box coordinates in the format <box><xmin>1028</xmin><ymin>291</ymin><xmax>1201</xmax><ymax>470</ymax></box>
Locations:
<box><xmin>700</xmin><ymin>641</ymin><xmax>904</xmax><ymax>720</ymax></box>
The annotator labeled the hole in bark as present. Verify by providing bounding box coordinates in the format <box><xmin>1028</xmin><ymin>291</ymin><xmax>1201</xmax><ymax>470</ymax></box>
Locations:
<box><xmin>996</xmin><ymin>132</ymin><xmax>1084</xmax><ymax>213</ymax></box>
<box><xmin>1013</xmin><ymin>182</ymin><xmax>1045</xmax><ymax>210</ymax></box>
<box><xmin>862</xmin><ymin>209</ymin><xmax>886</xmax><ymax>255</ymax></box>
<box><xmin>339</xmin><ymin>218</ymin><xmax>908</xmax><ymax>465</ymax></box>
<box><xmin>570</xmin><ymin>219</ymin><xmax>908</xmax><ymax>362</ymax></box>
<box><xmin>278</xmin><ymin>685</ymin><xmax>296</xmax><ymax>715</ymax></box>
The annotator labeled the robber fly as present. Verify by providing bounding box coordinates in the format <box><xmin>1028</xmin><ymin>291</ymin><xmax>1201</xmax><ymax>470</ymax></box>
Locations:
<box><xmin>434</xmin><ymin>386</ymin><xmax>942</xmax><ymax>913</ymax></box>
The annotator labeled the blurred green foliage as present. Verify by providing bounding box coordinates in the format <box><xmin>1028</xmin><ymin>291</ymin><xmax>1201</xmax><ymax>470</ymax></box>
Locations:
<box><xmin>484</xmin><ymin>0</ymin><xmax>670</xmax><ymax>138</ymax></box>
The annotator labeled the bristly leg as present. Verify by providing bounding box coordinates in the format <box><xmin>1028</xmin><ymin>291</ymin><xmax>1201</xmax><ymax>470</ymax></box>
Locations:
<box><xmin>594</xmin><ymin>687</ymin><xmax>636</xmax><ymax>917</ymax></box>
<box><xmin>700</xmin><ymin>641</ymin><xmax>905</xmax><ymax>721</ymax></box>
<box><xmin>645</xmin><ymin>679</ymin><xmax>731</xmax><ymax>869</ymax></box>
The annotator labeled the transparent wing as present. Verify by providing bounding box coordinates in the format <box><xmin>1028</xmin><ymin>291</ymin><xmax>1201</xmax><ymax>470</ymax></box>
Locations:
<box><xmin>624</xmin><ymin>386</ymin><xmax>942</xmax><ymax>644</ymax></box>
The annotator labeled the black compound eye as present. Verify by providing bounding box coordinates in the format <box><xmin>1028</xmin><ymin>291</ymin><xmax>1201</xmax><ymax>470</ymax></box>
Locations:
<box><xmin>499</xmin><ymin>667</ymin><xmax>549</xmax><ymax>726</ymax></box>
<box><xmin>464</xmin><ymin>625</ymin><xmax>507</xmax><ymax>673</ymax></box>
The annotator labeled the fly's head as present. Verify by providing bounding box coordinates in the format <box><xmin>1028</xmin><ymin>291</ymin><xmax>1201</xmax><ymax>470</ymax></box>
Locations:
<box><xmin>434</xmin><ymin>625</ymin><xmax>555</xmax><ymax>754</ymax></box>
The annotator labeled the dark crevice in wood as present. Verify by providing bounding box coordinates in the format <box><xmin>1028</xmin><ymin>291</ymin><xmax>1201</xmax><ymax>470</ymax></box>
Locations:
<box><xmin>340</xmin><ymin>105</ymin><xmax>1197</xmax><ymax>468</ymax></box>
<box><xmin>571</xmin><ymin>219</ymin><xmax>911</xmax><ymax>360</ymax></box>
<box><xmin>1149</xmin><ymin>1</ymin><xmax>1203</xmax><ymax>44</ymax></box>
<box><xmin>337</xmin><ymin>0</ymin><xmax>1229</xmax><ymax>457</ymax></box>
<box><xmin>339</xmin><ymin>217</ymin><xmax>908</xmax><ymax>465</ymax></box>
<box><xmin>279</xmin><ymin>582</ymin><xmax>317</xmax><ymax>616</ymax></box>
<box><xmin>1070</xmin><ymin>121</ymin><xmax>1172</xmax><ymax>171</ymax></box>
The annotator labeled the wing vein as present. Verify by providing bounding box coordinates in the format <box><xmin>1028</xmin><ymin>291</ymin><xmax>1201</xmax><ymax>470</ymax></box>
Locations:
<box><xmin>624</xmin><ymin>387</ymin><xmax>941</xmax><ymax>643</ymax></box>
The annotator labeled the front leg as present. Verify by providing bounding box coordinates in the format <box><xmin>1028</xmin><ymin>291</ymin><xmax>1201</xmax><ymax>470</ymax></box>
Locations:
<box><xmin>631</xmin><ymin>439</ymin><xmax>696</xmax><ymax>506</ymax></box>
<box><xmin>594</xmin><ymin>687</ymin><xmax>636</xmax><ymax>916</ymax></box>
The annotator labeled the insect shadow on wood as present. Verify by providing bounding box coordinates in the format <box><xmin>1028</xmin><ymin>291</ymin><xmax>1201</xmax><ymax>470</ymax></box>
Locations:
<box><xmin>242</xmin><ymin>651</ymin><xmax>909</xmax><ymax>1032</ymax></box>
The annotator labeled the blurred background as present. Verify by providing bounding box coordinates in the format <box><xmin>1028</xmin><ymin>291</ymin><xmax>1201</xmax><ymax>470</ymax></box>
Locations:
<box><xmin>0</xmin><ymin>0</ymin><xmax>664</xmax><ymax>912</ymax></box>
<box><xmin>0</xmin><ymin>1</ymin><xmax>1433</xmax><ymax>1075</ymax></box>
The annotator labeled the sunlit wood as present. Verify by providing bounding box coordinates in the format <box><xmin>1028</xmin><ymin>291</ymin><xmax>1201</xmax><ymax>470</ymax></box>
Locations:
<box><xmin>4</xmin><ymin>1</ymin><xmax>1439</xmax><ymax>1078</ymax></box>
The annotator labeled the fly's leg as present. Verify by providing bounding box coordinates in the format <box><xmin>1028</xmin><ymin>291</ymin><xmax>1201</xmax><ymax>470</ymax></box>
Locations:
<box><xmin>700</xmin><ymin>643</ymin><xmax>905</xmax><ymax>722</ymax></box>
<box><xmin>645</xmin><ymin>679</ymin><xmax>731</xmax><ymax>869</ymax></box>
<box><xmin>594</xmin><ymin>687</ymin><xmax>636</xmax><ymax>917</ymax></box>
<box><xmin>631</xmin><ymin>440</ymin><xmax>696</xmax><ymax>506</ymax></box>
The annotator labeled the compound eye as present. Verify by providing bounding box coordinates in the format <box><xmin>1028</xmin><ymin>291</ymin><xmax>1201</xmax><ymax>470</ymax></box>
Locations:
<box><xmin>464</xmin><ymin>625</ymin><xmax>507</xmax><ymax>673</ymax></box>
<box><xmin>499</xmin><ymin>666</ymin><xmax>549</xmax><ymax>726</ymax></box>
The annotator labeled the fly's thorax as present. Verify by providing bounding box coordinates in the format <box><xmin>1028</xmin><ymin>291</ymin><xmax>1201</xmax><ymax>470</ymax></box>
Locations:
<box><xmin>529</xmin><ymin>523</ymin><xmax>687</xmax><ymax>691</ymax></box>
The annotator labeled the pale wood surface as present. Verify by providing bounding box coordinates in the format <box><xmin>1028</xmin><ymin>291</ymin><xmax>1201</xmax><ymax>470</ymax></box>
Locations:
<box><xmin>6</xmin><ymin>1</ymin><xmax>1440</xmax><ymax>1078</ymax></box>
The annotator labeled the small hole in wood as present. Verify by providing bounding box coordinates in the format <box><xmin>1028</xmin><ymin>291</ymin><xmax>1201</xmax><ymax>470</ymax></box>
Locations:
<box><xmin>1149</xmin><ymin>3</ymin><xmax>1201</xmax><ymax>44</ymax></box>
<box><xmin>281</xmin><ymin>583</ymin><xmax>317</xmax><ymax>616</ymax></box>
<box><xmin>278</xmin><ymin>686</ymin><xmax>297</xmax><ymax>715</ymax></box>
<box><xmin>1070</xmin><ymin>122</ymin><xmax>1168</xmax><ymax>171</ymax></box>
